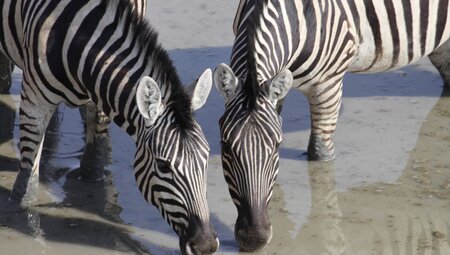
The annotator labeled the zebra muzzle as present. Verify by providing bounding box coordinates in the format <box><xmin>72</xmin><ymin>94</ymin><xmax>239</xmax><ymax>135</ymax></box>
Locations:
<box><xmin>234</xmin><ymin>204</ymin><xmax>272</xmax><ymax>251</ymax></box>
<box><xmin>180</xmin><ymin>216</ymin><xmax>219</xmax><ymax>255</ymax></box>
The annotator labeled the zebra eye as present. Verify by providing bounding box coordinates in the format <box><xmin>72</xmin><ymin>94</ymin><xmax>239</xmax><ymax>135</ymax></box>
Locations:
<box><xmin>155</xmin><ymin>158</ymin><xmax>172</xmax><ymax>174</ymax></box>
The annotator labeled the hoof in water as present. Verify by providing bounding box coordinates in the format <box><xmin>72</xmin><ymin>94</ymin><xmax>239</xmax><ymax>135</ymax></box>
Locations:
<box><xmin>67</xmin><ymin>168</ymin><xmax>105</xmax><ymax>182</ymax></box>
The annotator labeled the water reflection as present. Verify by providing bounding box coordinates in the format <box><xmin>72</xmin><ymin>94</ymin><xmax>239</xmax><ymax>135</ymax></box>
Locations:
<box><xmin>257</xmin><ymin>162</ymin><xmax>345</xmax><ymax>255</ymax></box>
<box><xmin>334</xmin><ymin>88</ymin><xmax>450</xmax><ymax>254</ymax></box>
<box><xmin>26</xmin><ymin>209</ymin><xmax>44</xmax><ymax>237</ymax></box>
<box><xmin>252</xmin><ymin>89</ymin><xmax>450</xmax><ymax>255</ymax></box>
<box><xmin>0</xmin><ymin>91</ymin><xmax>150</xmax><ymax>254</ymax></box>
<box><xmin>1</xmin><ymin>63</ymin><xmax>449</xmax><ymax>255</ymax></box>
<box><xmin>301</xmin><ymin>162</ymin><xmax>345</xmax><ymax>255</ymax></box>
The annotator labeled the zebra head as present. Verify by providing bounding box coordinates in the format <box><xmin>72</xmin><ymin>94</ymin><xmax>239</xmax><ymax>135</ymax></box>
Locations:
<box><xmin>214</xmin><ymin>63</ymin><xmax>292</xmax><ymax>251</ymax></box>
<box><xmin>135</xmin><ymin>69</ymin><xmax>218</xmax><ymax>255</ymax></box>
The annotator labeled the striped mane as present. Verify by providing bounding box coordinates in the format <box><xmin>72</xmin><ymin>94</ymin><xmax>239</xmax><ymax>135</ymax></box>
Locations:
<box><xmin>243</xmin><ymin>0</ymin><xmax>270</xmax><ymax>110</ymax></box>
<box><xmin>106</xmin><ymin>0</ymin><xmax>194</xmax><ymax>131</ymax></box>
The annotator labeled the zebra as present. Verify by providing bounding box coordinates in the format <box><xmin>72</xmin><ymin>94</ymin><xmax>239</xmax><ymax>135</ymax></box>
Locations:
<box><xmin>213</xmin><ymin>0</ymin><xmax>450</xmax><ymax>251</ymax></box>
<box><xmin>0</xmin><ymin>0</ymin><xmax>147</xmax><ymax>182</ymax></box>
<box><xmin>77</xmin><ymin>0</ymin><xmax>148</xmax><ymax>182</ymax></box>
<box><xmin>0</xmin><ymin>0</ymin><xmax>219</xmax><ymax>254</ymax></box>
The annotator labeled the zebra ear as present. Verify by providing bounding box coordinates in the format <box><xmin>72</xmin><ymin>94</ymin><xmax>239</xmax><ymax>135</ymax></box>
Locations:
<box><xmin>186</xmin><ymin>69</ymin><xmax>212</xmax><ymax>111</ymax></box>
<box><xmin>264</xmin><ymin>69</ymin><xmax>293</xmax><ymax>105</ymax></box>
<box><xmin>136</xmin><ymin>76</ymin><xmax>165</xmax><ymax>126</ymax></box>
<box><xmin>213</xmin><ymin>63</ymin><xmax>240</xmax><ymax>101</ymax></box>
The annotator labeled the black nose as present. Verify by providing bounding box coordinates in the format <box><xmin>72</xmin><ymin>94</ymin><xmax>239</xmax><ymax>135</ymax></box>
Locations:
<box><xmin>180</xmin><ymin>216</ymin><xmax>219</xmax><ymax>255</ymax></box>
<box><xmin>234</xmin><ymin>204</ymin><xmax>272</xmax><ymax>251</ymax></box>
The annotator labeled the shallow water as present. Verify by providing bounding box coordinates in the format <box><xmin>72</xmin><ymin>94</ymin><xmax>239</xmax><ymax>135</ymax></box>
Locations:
<box><xmin>1</xmin><ymin>1</ymin><xmax>450</xmax><ymax>255</ymax></box>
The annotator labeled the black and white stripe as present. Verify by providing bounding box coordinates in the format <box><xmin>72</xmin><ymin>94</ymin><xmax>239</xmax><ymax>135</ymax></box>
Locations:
<box><xmin>214</xmin><ymin>0</ymin><xmax>450</xmax><ymax>251</ymax></box>
<box><xmin>0</xmin><ymin>0</ymin><xmax>217</xmax><ymax>254</ymax></box>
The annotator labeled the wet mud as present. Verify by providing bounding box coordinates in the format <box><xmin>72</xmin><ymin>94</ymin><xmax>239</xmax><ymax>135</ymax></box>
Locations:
<box><xmin>241</xmin><ymin>72</ymin><xmax>450</xmax><ymax>254</ymax></box>
<box><xmin>0</xmin><ymin>82</ymin><xmax>150</xmax><ymax>255</ymax></box>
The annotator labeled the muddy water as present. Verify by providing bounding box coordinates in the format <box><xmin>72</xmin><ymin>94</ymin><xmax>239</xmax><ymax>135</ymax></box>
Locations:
<box><xmin>0</xmin><ymin>73</ymin><xmax>150</xmax><ymax>255</ymax></box>
<box><xmin>1</xmin><ymin>1</ymin><xmax>450</xmax><ymax>255</ymax></box>
<box><xmin>2</xmin><ymin>64</ymin><xmax>449</xmax><ymax>255</ymax></box>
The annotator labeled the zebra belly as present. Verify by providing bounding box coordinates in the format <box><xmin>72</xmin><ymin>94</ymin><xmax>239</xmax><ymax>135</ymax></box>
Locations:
<box><xmin>349</xmin><ymin>37</ymin><xmax>450</xmax><ymax>74</ymax></box>
<box><xmin>348</xmin><ymin>44</ymin><xmax>438</xmax><ymax>74</ymax></box>
<box><xmin>0</xmin><ymin>0</ymin><xmax>25</xmax><ymax>69</ymax></box>
<box><xmin>347</xmin><ymin>0</ymin><xmax>450</xmax><ymax>74</ymax></box>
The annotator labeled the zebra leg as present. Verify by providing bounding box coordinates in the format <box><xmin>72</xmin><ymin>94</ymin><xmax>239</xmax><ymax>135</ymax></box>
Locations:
<box><xmin>429</xmin><ymin>39</ymin><xmax>450</xmax><ymax>88</ymax></box>
<box><xmin>0</xmin><ymin>52</ymin><xmax>13</xmax><ymax>94</ymax></box>
<box><xmin>10</xmin><ymin>85</ymin><xmax>58</xmax><ymax>205</ymax></box>
<box><xmin>78</xmin><ymin>101</ymin><xmax>111</xmax><ymax>182</ymax></box>
<box><xmin>306</xmin><ymin>81</ymin><xmax>343</xmax><ymax>161</ymax></box>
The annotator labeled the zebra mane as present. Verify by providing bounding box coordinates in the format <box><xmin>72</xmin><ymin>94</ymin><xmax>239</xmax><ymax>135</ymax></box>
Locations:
<box><xmin>244</xmin><ymin>0</ymin><xmax>270</xmax><ymax>109</ymax></box>
<box><xmin>106</xmin><ymin>0</ymin><xmax>195</xmax><ymax>131</ymax></box>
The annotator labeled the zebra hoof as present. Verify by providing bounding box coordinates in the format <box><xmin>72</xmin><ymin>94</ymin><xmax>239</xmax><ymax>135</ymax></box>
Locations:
<box><xmin>80</xmin><ymin>169</ymin><xmax>105</xmax><ymax>182</ymax></box>
<box><xmin>67</xmin><ymin>168</ymin><xmax>105</xmax><ymax>182</ymax></box>
<box><xmin>307</xmin><ymin>151</ymin><xmax>335</xmax><ymax>161</ymax></box>
<box><xmin>307</xmin><ymin>135</ymin><xmax>335</xmax><ymax>161</ymax></box>
<box><xmin>9</xmin><ymin>190</ymin><xmax>38</xmax><ymax>206</ymax></box>
<box><xmin>81</xmin><ymin>176</ymin><xmax>105</xmax><ymax>182</ymax></box>
<box><xmin>10</xmin><ymin>172</ymin><xmax>39</xmax><ymax>206</ymax></box>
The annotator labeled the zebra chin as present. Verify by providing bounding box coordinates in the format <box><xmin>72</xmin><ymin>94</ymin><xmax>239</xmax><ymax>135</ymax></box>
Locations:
<box><xmin>179</xmin><ymin>216</ymin><xmax>219</xmax><ymax>255</ymax></box>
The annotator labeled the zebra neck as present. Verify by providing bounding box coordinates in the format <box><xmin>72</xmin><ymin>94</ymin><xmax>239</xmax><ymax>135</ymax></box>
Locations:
<box><xmin>245</xmin><ymin>0</ymin><xmax>307</xmax><ymax>83</ymax></box>
<box><xmin>230</xmin><ymin>0</ymin><xmax>256</xmax><ymax>79</ymax></box>
<box><xmin>232</xmin><ymin>0</ymin><xmax>298</xmax><ymax>83</ymax></box>
<box><xmin>72</xmin><ymin>0</ymin><xmax>182</xmax><ymax>141</ymax></box>
<box><xmin>82</xmin><ymin>47</ymin><xmax>178</xmax><ymax>142</ymax></box>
